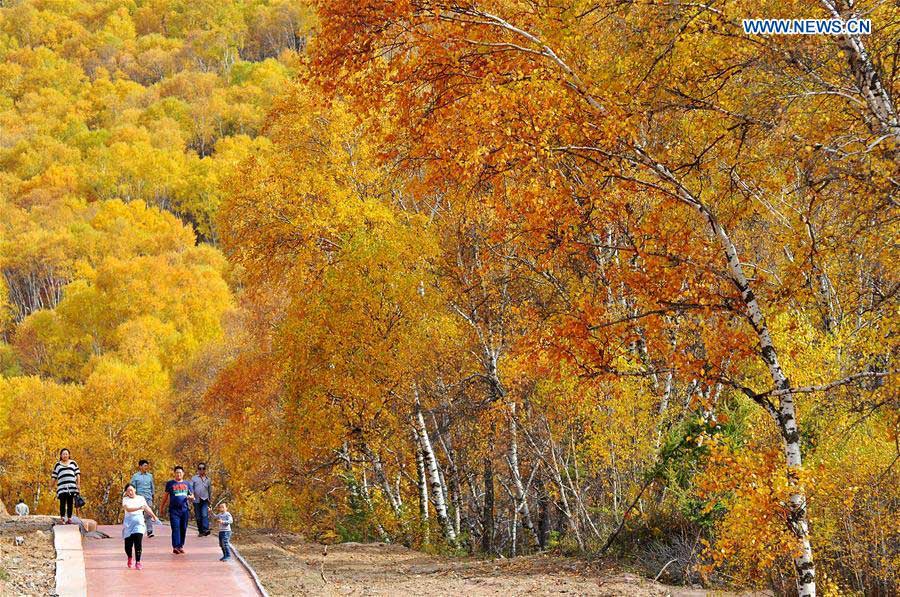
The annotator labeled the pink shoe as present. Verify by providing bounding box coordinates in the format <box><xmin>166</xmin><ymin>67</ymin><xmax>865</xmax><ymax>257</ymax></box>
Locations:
<box><xmin>127</xmin><ymin>557</ymin><xmax>133</xmax><ymax>568</ymax></box>
<box><xmin>135</xmin><ymin>562</ymin><xmax>143</xmax><ymax>570</ymax></box>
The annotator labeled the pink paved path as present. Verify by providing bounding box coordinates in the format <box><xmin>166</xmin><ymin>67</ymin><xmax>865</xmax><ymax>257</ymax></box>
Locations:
<box><xmin>84</xmin><ymin>524</ymin><xmax>260</xmax><ymax>596</ymax></box>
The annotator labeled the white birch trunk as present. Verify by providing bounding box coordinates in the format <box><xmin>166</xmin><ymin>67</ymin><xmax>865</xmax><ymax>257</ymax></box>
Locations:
<box><xmin>511</xmin><ymin>503</ymin><xmax>518</xmax><ymax>557</ymax></box>
<box><xmin>414</xmin><ymin>430</ymin><xmax>429</xmax><ymax>525</ymax></box>
<box><xmin>363</xmin><ymin>443</ymin><xmax>402</xmax><ymax>517</ymax></box>
<box><xmin>508</xmin><ymin>402</ymin><xmax>539</xmax><ymax>547</ymax></box>
<box><xmin>656</xmin><ymin>350</ymin><xmax>675</xmax><ymax>450</ymax></box>
<box><xmin>414</xmin><ymin>391</ymin><xmax>457</xmax><ymax>543</ymax></box>
<box><xmin>431</xmin><ymin>412</ymin><xmax>463</xmax><ymax>537</ymax></box>
<box><xmin>821</xmin><ymin>0</ymin><xmax>899</xmax><ymax>138</ymax></box>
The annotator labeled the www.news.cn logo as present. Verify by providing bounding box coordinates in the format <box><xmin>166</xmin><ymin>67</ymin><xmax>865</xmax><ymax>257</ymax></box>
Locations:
<box><xmin>742</xmin><ymin>18</ymin><xmax>871</xmax><ymax>35</ymax></box>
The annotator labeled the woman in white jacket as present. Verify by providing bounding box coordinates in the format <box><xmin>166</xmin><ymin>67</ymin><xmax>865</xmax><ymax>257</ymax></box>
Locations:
<box><xmin>122</xmin><ymin>483</ymin><xmax>160</xmax><ymax>570</ymax></box>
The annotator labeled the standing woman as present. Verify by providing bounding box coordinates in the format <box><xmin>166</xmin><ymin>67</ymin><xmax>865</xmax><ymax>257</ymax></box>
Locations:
<box><xmin>51</xmin><ymin>448</ymin><xmax>80</xmax><ymax>524</ymax></box>
<box><xmin>122</xmin><ymin>483</ymin><xmax>159</xmax><ymax>570</ymax></box>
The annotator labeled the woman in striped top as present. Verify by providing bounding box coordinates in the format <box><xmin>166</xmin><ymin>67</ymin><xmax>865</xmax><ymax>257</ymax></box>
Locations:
<box><xmin>52</xmin><ymin>448</ymin><xmax>81</xmax><ymax>524</ymax></box>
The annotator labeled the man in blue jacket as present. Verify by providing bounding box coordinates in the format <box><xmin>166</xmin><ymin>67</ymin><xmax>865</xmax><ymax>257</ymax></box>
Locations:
<box><xmin>130</xmin><ymin>459</ymin><xmax>155</xmax><ymax>537</ymax></box>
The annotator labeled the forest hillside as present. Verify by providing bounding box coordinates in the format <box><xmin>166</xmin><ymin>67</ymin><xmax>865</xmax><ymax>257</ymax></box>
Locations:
<box><xmin>0</xmin><ymin>1</ymin><xmax>897</xmax><ymax>595</ymax></box>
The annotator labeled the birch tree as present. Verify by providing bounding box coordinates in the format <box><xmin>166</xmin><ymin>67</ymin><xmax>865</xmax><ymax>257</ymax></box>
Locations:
<box><xmin>310</xmin><ymin>1</ymin><xmax>897</xmax><ymax>593</ymax></box>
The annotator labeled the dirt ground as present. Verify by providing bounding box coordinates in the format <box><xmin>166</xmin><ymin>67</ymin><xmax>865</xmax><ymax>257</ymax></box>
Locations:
<box><xmin>234</xmin><ymin>531</ymin><xmax>722</xmax><ymax>597</ymax></box>
<box><xmin>0</xmin><ymin>516</ymin><xmax>57</xmax><ymax>597</ymax></box>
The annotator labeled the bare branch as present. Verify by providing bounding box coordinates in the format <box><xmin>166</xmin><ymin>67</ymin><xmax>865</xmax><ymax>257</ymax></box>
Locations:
<box><xmin>772</xmin><ymin>370</ymin><xmax>896</xmax><ymax>397</ymax></box>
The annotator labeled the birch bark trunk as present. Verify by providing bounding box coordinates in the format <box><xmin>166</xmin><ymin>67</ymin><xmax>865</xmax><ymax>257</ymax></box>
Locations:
<box><xmin>431</xmin><ymin>415</ymin><xmax>464</xmax><ymax>537</ymax></box>
<box><xmin>362</xmin><ymin>443</ymin><xmax>402</xmax><ymax>517</ymax></box>
<box><xmin>414</xmin><ymin>391</ymin><xmax>457</xmax><ymax>543</ymax></box>
<box><xmin>414</xmin><ymin>430</ymin><xmax>429</xmax><ymax>526</ymax></box>
<box><xmin>822</xmin><ymin>0</ymin><xmax>899</xmax><ymax>138</ymax></box>
<box><xmin>508</xmin><ymin>402</ymin><xmax>539</xmax><ymax>547</ymax></box>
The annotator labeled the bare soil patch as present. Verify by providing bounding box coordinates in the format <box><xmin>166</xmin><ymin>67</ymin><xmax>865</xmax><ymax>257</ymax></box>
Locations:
<box><xmin>235</xmin><ymin>531</ymin><xmax>726</xmax><ymax>596</ymax></box>
<box><xmin>0</xmin><ymin>516</ymin><xmax>56</xmax><ymax>596</ymax></box>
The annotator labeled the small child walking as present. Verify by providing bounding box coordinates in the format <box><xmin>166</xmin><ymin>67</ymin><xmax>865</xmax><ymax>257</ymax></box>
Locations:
<box><xmin>215</xmin><ymin>502</ymin><xmax>234</xmax><ymax>561</ymax></box>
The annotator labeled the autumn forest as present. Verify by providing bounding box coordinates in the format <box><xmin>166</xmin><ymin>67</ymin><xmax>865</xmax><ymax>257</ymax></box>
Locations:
<box><xmin>0</xmin><ymin>1</ymin><xmax>897</xmax><ymax>595</ymax></box>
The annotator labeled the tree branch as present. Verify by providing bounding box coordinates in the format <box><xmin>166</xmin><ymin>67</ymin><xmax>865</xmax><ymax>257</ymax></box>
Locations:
<box><xmin>771</xmin><ymin>370</ymin><xmax>895</xmax><ymax>397</ymax></box>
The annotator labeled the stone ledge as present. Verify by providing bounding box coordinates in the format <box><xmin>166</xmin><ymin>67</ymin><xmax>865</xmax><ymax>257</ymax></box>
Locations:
<box><xmin>53</xmin><ymin>525</ymin><xmax>87</xmax><ymax>597</ymax></box>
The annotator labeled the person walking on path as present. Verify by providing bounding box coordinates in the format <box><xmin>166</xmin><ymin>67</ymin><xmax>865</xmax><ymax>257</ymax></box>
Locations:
<box><xmin>122</xmin><ymin>483</ymin><xmax>160</xmax><ymax>570</ymax></box>
<box><xmin>130</xmin><ymin>459</ymin><xmax>155</xmax><ymax>537</ymax></box>
<box><xmin>190</xmin><ymin>462</ymin><xmax>212</xmax><ymax>536</ymax></box>
<box><xmin>14</xmin><ymin>499</ymin><xmax>29</xmax><ymax>516</ymax></box>
<box><xmin>51</xmin><ymin>448</ymin><xmax>80</xmax><ymax>524</ymax></box>
<box><xmin>159</xmin><ymin>465</ymin><xmax>193</xmax><ymax>554</ymax></box>
<box><xmin>214</xmin><ymin>502</ymin><xmax>233</xmax><ymax>562</ymax></box>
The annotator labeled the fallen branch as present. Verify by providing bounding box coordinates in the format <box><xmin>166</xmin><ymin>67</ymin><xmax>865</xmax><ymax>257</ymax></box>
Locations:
<box><xmin>654</xmin><ymin>558</ymin><xmax>678</xmax><ymax>582</ymax></box>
